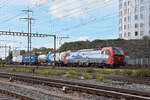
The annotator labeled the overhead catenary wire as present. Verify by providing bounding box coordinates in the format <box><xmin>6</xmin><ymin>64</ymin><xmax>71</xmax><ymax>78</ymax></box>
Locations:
<box><xmin>48</xmin><ymin>11</ymin><xmax>118</xmax><ymax>35</ymax></box>
<box><xmin>0</xmin><ymin>12</ymin><xmax>23</xmax><ymax>24</ymax></box>
<box><xmin>41</xmin><ymin>0</ymin><xmax>87</xmax><ymax>15</ymax></box>
<box><xmin>37</xmin><ymin>0</ymin><xmax>114</xmax><ymax>25</ymax></box>
<box><xmin>35</xmin><ymin>0</ymin><xmax>117</xmax><ymax>34</ymax></box>
<box><xmin>0</xmin><ymin>0</ymin><xmax>9</xmax><ymax>7</ymax></box>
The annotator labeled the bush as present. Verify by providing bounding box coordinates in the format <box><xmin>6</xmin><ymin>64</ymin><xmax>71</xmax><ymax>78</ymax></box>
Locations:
<box><xmin>86</xmin><ymin>68</ymin><xmax>95</xmax><ymax>73</ymax></box>
<box><xmin>131</xmin><ymin>70</ymin><xmax>137</xmax><ymax>77</ymax></box>
<box><xmin>96</xmin><ymin>76</ymin><xmax>104</xmax><ymax>81</ymax></box>
<box><xmin>121</xmin><ymin>69</ymin><xmax>133</xmax><ymax>76</ymax></box>
<box><xmin>133</xmin><ymin>68</ymin><xmax>150</xmax><ymax>77</ymax></box>
<box><xmin>82</xmin><ymin>73</ymin><xmax>93</xmax><ymax>79</ymax></box>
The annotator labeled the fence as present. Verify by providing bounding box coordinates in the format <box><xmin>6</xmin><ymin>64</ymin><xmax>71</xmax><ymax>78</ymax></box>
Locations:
<box><xmin>125</xmin><ymin>57</ymin><xmax>150</xmax><ymax>65</ymax></box>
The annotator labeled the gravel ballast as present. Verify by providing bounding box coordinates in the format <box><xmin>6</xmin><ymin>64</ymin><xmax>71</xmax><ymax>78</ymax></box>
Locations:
<box><xmin>0</xmin><ymin>68</ymin><xmax>150</xmax><ymax>100</ymax></box>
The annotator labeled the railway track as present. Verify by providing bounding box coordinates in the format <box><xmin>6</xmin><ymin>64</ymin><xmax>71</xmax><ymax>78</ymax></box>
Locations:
<box><xmin>0</xmin><ymin>72</ymin><xmax>149</xmax><ymax>100</ymax></box>
<box><xmin>3</xmin><ymin>65</ymin><xmax>150</xmax><ymax>85</ymax></box>
<box><xmin>0</xmin><ymin>88</ymin><xmax>35</xmax><ymax>100</ymax></box>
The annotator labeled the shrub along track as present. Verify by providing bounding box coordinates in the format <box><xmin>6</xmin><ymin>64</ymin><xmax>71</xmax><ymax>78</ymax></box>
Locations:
<box><xmin>0</xmin><ymin>73</ymin><xmax>149</xmax><ymax>100</ymax></box>
<box><xmin>0</xmin><ymin>88</ymin><xmax>34</xmax><ymax>100</ymax></box>
<box><xmin>3</xmin><ymin>65</ymin><xmax>150</xmax><ymax>85</ymax></box>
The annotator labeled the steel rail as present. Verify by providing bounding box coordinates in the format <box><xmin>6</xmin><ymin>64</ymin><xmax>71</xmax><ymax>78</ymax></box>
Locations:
<box><xmin>0</xmin><ymin>73</ymin><xmax>149</xmax><ymax>100</ymax></box>
<box><xmin>0</xmin><ymin>88</ymin><xmax>35</xmax><ymax>100</ymax></box>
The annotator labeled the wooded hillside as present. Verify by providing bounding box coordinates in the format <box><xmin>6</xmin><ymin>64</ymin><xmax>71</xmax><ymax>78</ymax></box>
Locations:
<box><xmin>58</xmin><ymin>39</ymin><xmax>150</xmax><ymax>58</ymax></box>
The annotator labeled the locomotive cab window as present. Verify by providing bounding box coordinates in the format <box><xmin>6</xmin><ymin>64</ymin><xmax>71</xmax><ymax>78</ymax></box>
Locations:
<box><xmin>113</xmin><ymin>47</ymin><xmax>124</xmax><ymax>56</ymax></box>
<box><xmin>106</xmin><ymin>50</ymin><xmax>111</xmax><ymax>55</ymax></box>
<box><xmin>101</xmin><ymin>51</ymin><xmax>105</xmax><ymax>54</ymax></box>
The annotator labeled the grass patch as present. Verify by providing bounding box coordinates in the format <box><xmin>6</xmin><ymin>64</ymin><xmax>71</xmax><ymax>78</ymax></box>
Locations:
<box><xmin>96</xmin><ymin>75</ymin><xmax>112</xmax><ymax>83</ymax></box>
<box><xmin>97</xmin><ymin>69</ymin><xmax>112</xmax><ymax>74</ymax></box>
<box><xmin>8</xmin><ymin>68</ymin><xmax>17</xmax><ymax>71</ymax></box>
<box><xmin>103</xmin><ymin>79</ymin><xmax>112</xmax><ymax>83</ymax></box>
<box><xmin>16</xmin><ymin>68</ymin><xmax>32</xmax><ymax>73</ymax></box>
<box><xmin>35</xmin><ymin>70</ymin><xmax>49</xmax><ymax>75</ymax></box>
<box><xmin>34</xmin><ymin>70</ymin><xmax>61</xmax><ymax>75</ymax></box>
<box><xmin>82</xmin><ymin>73</ymin><xmax>93</xmax><ymax>79</ymax></box>
<box><xmin>96</xmin><ymin>76</ymin><xmax>104</xmax><ymax>81</ymax></box>
<box><xmin>64</xmin><ymin>70</ymin><xmax>77</xmax><ymax>78</ymax></box>
<box><xmin>8</xmin><ymin>68</ymin><xmax>61</xmax><ymax>76</ymax></box>
<box><xmin>131</xmin><ymin>68</ymin><xmax>150</xmax><ymax>77</ymax></box>
<box><xmin>120</xmin><ymin>69</ymin><xmax>133</xmax><ymax>76</ymax></box>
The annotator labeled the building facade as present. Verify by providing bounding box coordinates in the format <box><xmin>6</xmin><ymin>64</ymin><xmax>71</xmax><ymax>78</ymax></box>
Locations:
<box><xmin>119</xmin><ymin>0</ymin><xmax>150</xmax><ymax>39</ymax></box>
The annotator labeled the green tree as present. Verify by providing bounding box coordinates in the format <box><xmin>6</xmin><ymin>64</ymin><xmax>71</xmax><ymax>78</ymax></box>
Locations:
<box><xmin>32</xmin><ymin>48</ymin><xmax>39</xmax><ymax>53</ymax></box>
<box><xmin>5</xmin><ymin>51</ymin><xmax>13</xmax><ymax>63</ymax></box>
<box><xmin>20</xmin><ymin>50</ymin><xmax>26</xmax><ymax>55</ymax></box>
<box><xmin>0</xmin><ymin>58</ymin><xmax>2</xmax><ymax>61</ymax></box>
<box><xmin>142</xmin><ymin>36</ymin><xmax>150</xmax><ymax>40</ymax></box>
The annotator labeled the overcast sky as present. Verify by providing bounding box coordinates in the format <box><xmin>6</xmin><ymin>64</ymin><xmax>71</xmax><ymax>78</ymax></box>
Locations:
<box><xmin>0</xmin><ymin>0</ymin><xmax>118</xmax><ymax>58</ymax></box>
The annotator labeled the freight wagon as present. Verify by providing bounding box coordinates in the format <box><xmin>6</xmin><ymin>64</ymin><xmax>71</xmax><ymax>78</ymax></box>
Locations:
<box><xmin>22</xmin><ymin>53</ymin><xmax>38</xmax><ymax>65</ymax></box>
<box><xmin>12</xmin><ymin>56</ymin><xmax>23</xmax><ymax>64</ymax></box>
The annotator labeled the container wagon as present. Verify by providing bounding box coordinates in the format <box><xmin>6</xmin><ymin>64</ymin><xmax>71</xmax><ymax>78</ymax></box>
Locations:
<box><xmin>22</xmin><ymin>53</ymin><xmax>38</xmax><ymax>65</ymax></box>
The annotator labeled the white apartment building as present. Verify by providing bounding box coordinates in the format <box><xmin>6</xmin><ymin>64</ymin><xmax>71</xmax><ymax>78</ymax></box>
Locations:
<box><xmin>119</xmin><ymin>0</ymin><xmax>150</xmax><ymax>39</ymax></box>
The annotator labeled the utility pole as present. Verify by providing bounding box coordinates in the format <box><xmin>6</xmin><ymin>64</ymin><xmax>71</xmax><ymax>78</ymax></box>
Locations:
<box><xmin>4</xmin><ymin>44</ymin><xmax>6</xmax><ymax>62</ymax></box>
<box><xmin>21</xmin><ymin>8</ymin><xmax>34</xmax><ymax>53</ymax></box>
<box><xmin>54</xmin><ymin>35</ymin><xmax>56</xmax><ymax>66</ymax></box>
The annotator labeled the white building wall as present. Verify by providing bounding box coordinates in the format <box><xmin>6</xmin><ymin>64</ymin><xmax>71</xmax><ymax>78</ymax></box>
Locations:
<box><xmin>119</xmin><ymin>0</ymin><xmax>150</xmax><ymax>40</ymax></box>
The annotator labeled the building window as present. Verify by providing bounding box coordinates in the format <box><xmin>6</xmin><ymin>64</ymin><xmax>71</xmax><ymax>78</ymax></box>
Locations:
<box><xmin>128</xmin><ymin>32</ymin><xmax>131</xmax><ymax>37</ymax></box>
<box><xmin>124</xmin><ymin>25</ymin><xmax>126</xmax><ymax>30</ymax></box>
<box><xmin>135</xmin><ymin>7</ymin><xmax>138</xmax><ymax>13</ymax></box>
<box><xmin>124</xmin><ymin>2</ymin><xmax>126</xmax><ymax>6</ymax></box>
<box><xmin>135</xmin><ymin>0</ymin><xmax>139</xmax><ymax>3</ymax></box>
<box><xmin>140</xmin><ymin>31</ymin><xmax>144</xmax><ymax>36</ymax></box>
<box><xmin>128</xmin><ymin>8</ymin><xmax>130</xmax><ymax>14</ymax></box>
<box><xmin>124</xmin><ymin>32</ymin><xmax>127</xmax><ymax>37</ymax></box>
<box><xmin>140</xmin><ymin>0</ymin><xmax>144</xmax><ymax>3</ymax></box>
<box><xmin>124</xmin><ymin>9</ymin><xmax>127</xmax><ymax>14</ymax></box>
<box><xmin>140</xmin><ymin>14</ymin><xmax>144</xmax><ymax>19</ymax></box>
<box><xmin>128</xmin><ymin>16</ymin><xmax>130</xmax><ymax>21</ymax></box>
<box><xmin>128</xmin><ymin>1</ymin><xmax>130</xmax><ymax>6</ymax></box>
<box><xmin>135</xmin><ymin>15</ymin><xmax>138</xmax><ymax>20</ymax></box>
<box><xmin>128</xmin><ymin>24</ymin><xmax>130</xmax><ymax>29</ymax></box>
<box><xmin>140</xmin><ymin>6</ymin><xmax>144</xmax><ymax>12</ymax></box>
<box><xmin>119</xmin><ymin>4</ymin><xmax>122</xmax><ymax>8</ymax></box>
<box><xmin>135</xmin><ymin>31</ymin><xmax>138</xmax><ymax>36</ymax></box>
<box><xmin>135</xmin><ymin>23</ymin><xmax>138</xmax><ymax>28</ymax></box>
<box><xmin>119</xmin><ymin>26</ymin><xmax>122</xmax><ymax>31</ymax></box>
<box><xmin>140</xmin><ymin>23</ymin><xmax>144</xmax><ymax>28</ymax></box>
<box><xmin>119</xmin><ymin>18</ymin><xmax>122</xmax><ymax>24</ymax></box>
<box><xmin>124</xmin><ymin>17</ymin><xmax>126</xmax><ymax>22</ymax></box>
